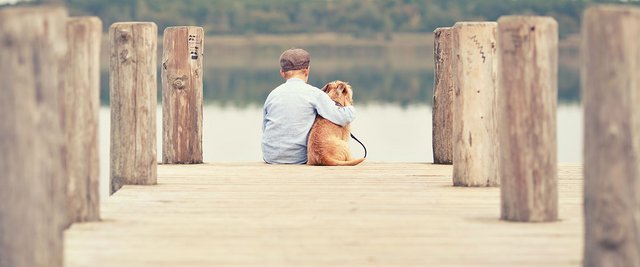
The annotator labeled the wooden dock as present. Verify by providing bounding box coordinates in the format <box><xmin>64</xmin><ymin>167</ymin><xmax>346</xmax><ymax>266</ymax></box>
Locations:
<box><xmin>65</xmin><ymin>163</ymin><xmax>583</xmax><ymax>267</ymax></box>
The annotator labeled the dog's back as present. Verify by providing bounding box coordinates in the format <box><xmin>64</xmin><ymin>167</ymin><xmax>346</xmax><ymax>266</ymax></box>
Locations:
<box><xmin>307</xmin><ymin>81</ymin><xmax>365</xmax><ymax>166</ymax></box>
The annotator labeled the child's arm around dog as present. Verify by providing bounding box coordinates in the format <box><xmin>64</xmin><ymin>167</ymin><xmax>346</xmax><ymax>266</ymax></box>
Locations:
<box><xmin>312</xmin><ymin>90</ymin><xmax>356</xmax><ymax>127</ymax></box>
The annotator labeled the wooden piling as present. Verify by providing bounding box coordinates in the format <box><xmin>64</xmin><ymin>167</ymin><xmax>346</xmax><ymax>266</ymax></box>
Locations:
<box><xmin>451</xmin><ymin>22</ymin><xmax>499</xmax><ymax>187</ymax></box>
<box><xmin>432</xmin><ymin>27</ymin><xmax>453</xmax><ymax>165</ymax></box>
<box><xmin>109</xmin><ymin>22</ymin><xmax>158</xmax><ymax>194</ymax></box>
<box><xmin>0</xmin><ymin>6</ymin><xmax>67</xmax><ymax>267</ymax></box>
<box><xmin>497</xmin><ymin>16</ymin><xmax>558</xmax><ymax>222</ymax></box>
<box><xmin>162</xmin><ymin>26</ymin><xmax>204</xmax><ymax>164</ymax></box>
<box><xmin>583</xmin><ymin>6</ymin><xmax>640</xmax><ymax>267</ymax></box>
<box><xmin>62</xmin><ymin>16</ymin><xmax>102</xmax><ymax>227</ymax></box>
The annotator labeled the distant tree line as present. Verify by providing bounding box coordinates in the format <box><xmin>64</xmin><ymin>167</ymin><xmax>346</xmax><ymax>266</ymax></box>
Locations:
<box><xmin>39</xmin><ymin>0</ymin><xmax>638</xmax><ymax>38</ymax></box>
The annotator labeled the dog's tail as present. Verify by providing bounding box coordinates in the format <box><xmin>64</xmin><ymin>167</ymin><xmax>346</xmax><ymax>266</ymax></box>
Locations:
<box><xmin>324</xmin><ymin>157</ymin><xmax>365</xmax><ymax>166</ymax></box>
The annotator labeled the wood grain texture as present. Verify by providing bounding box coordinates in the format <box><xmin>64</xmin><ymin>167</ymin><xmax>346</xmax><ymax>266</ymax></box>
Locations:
<box><xmin>432</xmin><ymin>27</ymin><xmax>453</xmax><ymax>165</ymax></box>
<box><xmin>162</xmin><ymin>26</ymin><xmax>204</xmax><ymax>164</ymax></box>
<box><xmin>451</xmin><ymin>22</ymin><xmax>500</xmax><ymax>187</ymax></box>
<box><xmin>0</xmin><ymin>6</ymin><xmax>67</xmax><ymax>267</ymax></box>
<box><xmin>583</xmin><ymin>6</ymin><xmax>640</xmax><ymax>267</ymax></box>
<box><xmin>497</xmin><ymin>16</ymin><xmax>558</xmax><ymax>222</ymax></box>
<box><xmin>63</xmin><ymin>16</ymin><xmax>102</xmax><ymax>227</ymax></box>
<box><xmin>65</xmin><ymin>163</ymin><xmax>584</xmax><ymax>267</ymax></box>
<box><xmin>109</xmin><ymin>22</ymin><xmax>158</xmax><ymax>194</ymax></box>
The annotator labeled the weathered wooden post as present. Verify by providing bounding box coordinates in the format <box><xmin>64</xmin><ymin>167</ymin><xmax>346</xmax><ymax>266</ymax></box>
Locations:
<box><xmin>110</xmin><ymin>22</ymin><xmax>158</xmax><ymax>194</ymax></box>
<box><xmin>451</xmin><ymin>22</ymin><xmax>499</xmax><ymax>186</ymax></box>
<box><xmin>432</xmin><ymin>27</ymin><xmax>454</xmax><ymax>165</ymax></box>
<box><xmin>62</xmin><ymin>16</ymin><xmax>102</xmax><ymax>228</ymax></box>
<box><xmin>162</xmin><ymin>26</ymin><xmax>204</xmax><ymax>164</ymax></box>
<box><xmin>0</xmin><ymin>6</ymin><xmax>67</xmax><ymax>267</ymax></box>
<box><xmin>583</xmin><ymin>6</ymin><xmax>640</xmax><ymax>266</ymax></box>
<box><xmin>497</xmin><ymin>16</ymin><xmax>558</xmax><ymax>222</ymax></box>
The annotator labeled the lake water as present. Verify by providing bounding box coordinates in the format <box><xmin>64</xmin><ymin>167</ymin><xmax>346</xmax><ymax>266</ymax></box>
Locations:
<box><xmin>98</xmin><ymin>104</ymin><xmax>583</xmax><ymax>199</ymax></box>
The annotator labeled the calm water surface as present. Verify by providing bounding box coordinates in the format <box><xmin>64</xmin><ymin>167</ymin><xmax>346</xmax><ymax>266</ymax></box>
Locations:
<box><xmin>98</xmin><ymin>104</ymin><xmax>583</xmax><ymax>198</ymax></box>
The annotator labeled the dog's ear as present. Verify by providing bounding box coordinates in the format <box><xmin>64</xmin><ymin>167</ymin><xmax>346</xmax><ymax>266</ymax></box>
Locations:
<box><xmin>321</xmin><ymin>83</ymin><xmax>332</xmax><ymax>93</ymax></box>
<box><xmin>336</xmin><ymin>82</ymin><xmax>348</xmax><ymax>95</ymax></box>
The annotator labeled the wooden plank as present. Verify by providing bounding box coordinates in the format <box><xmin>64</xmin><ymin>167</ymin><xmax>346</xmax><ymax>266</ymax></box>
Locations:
<box><xmin>583</xmin><ymin>6</ymin><xmax>640</xmax><ymax>267</ymax></box>
<box><xmin>109</xmin><ymin>22</ymin><xmax>158</xmax><ymax>194</ymax></box>
<box><xmin>0</xmin><ymin>6</ymin><xmax>68</xmax><ymax>267</ymax></box>
<box><xmin>64</xmin><ymin>16</ymin><xmax>102</xmax><ymax>227</ymax></box>
<box><xmin>451</xmin><ymin>22</ymin><xmax>500</xmax><ymax>187</ymax></box>
<box><xmin>432</xmin><ymin>27</ymin><xmax>453</xmax><ymax>165</ymax></box>
<box><xmin>497</xmin><ymin>16</ymin><xmax>558</xmax><ymax>222</ymax></box>
<box><xmin>162</xmin><ymin>26</ymin><xmax>204</xmax><ymax>164</ymax></box>
<box><xmin>65</xmin><ymin>163</ymin><xmax>584</xmax><ymax>267</ymax></box>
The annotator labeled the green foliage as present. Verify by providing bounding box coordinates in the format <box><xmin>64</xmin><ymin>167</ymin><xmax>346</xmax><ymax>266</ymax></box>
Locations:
<box><xmin>48</xmin><ymin>0</ymin><xmax>639</xmax><ymax>37</ymax></box>
<box><xmin>46</xmin><ymin>0</ymin><xmax>629</xmax><ymax>106</ymax></box>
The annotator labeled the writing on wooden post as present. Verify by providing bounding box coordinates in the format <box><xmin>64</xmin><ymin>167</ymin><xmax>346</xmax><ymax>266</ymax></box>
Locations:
<box><xmin>451</xmin><ymin>22</ymin><xmax>499</xmax><ymax>187</ymax></box>
<box><xmin>109</xmin><ymin>22</ymin><xmax>158</xmax><ymax>194</ymax></box>
<box><xmin>497</xmin><ymin>16</ymin><xmax>558</xmax><ymax>222</ymax></box>
<box><xmin>162</xmin><ymin>26</ymin><xmax>204</xmax><ymax>164</ymax></box>
<box><xmin>583</xmin><ymin>6</ymin><xmax>640</xmax><ymax>267</ymax></box>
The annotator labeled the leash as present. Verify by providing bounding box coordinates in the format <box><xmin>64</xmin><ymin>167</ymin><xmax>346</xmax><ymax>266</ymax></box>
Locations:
<box><xmin>350</xmin><ymin>133</ymin><xmax>367</xmax><ymax>158</ymax></box>
<box><xmin>334</xmin><ymin>101</ymin><xmax>367</xmax><ymax>158</ymax></box>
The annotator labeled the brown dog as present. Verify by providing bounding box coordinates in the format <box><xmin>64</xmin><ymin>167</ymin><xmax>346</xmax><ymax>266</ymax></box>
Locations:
<box><xmin>307</xmin><ymin>81</ymin><xmax>365</xmax><ymax>166</ymax></box>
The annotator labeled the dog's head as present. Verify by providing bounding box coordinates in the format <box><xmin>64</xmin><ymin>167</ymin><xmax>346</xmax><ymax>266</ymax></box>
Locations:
<box><xmin>321</xmin><ymin>80</ymin><xmax>354</xmax><ymax>107</ymax></box>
